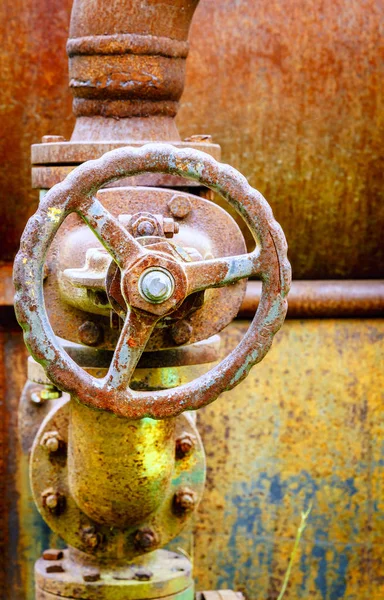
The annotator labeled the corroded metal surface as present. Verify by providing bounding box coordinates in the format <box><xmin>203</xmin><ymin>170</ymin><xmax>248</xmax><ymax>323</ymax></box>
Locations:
<box><xmin>31</xmin><ymin>140</ymin><xmax>221</xmax><ymax>189</ymax></box>
<box><xmin>2</xmin><ymin>320</ymin><xmax>384</xmax><ymax>599</ymax></box>
<box><xmin>14</xmin><ymin>144</ymin><xmax>290</xmax><ymax>419</ymax></box>
<box><xmin>31</xmin><ymin>141</ymin><xmax>220</xmax><ymax>165</ymax></box>
<box><xmin>45</xmin><ymin>187</ymin><xmax>246</xmax><ymax>350</ymax></box>
<box><xmin>27</xmin><ymin>338</ymin><xmax>221</xmax><ymax>382</ymax></box>
<box><xmin>30</xmin><ymin>398</ymin><xmax>205</xmax><ymax>558</ymax></box>
<box><xmin>68</xmin><ymin>0</ymin><xmax>199</xmax><ymax>142</ymax></box>
<box><xmin>179</xmin><ymin>0</ymin><xmax>384</xmax><ymax>279</ymax></box>
<box><xmin>35</xmin><ymin>548</ymin><xmax>194</xmax><ymax>600</ymax></box>
<box><xmin>68</xmin><ymin>401</ymin><xmax>176</xmax><ymax>527</ymax></box>
<box><xmin>197</xmin><ymin>593</ymin><xmax>244</xmax><ymax>600</ymax></box>
<box><xmin>240</xmin><ymin>281</ymin><xmax>384</xmax><ymax>318</ymax></box>
<box><xmin>0</xmin><ymin>0</ymin><xmax>73</xmax><ymax>262</ymax></box>
<box><xmin>2</xmin><ymin>0</ymin><xmax>383</xmax><ymax>274</ymax></box>
<box><xmin>195</xmin><ymin>319</ymin><xmax>384</xmax><ymax>600</ymax></box>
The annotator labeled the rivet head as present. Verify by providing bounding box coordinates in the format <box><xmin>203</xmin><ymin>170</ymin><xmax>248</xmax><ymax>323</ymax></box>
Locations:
<box><xmin>139</xmin><ymin>268</ymin><xmax>174</xmax><ymax>304</ymax></box>
<box><xmin>173</xmin><ymin>487</ymin><xmax>197</xmax><ymax>514</ymax></box>
<box><xmin>78</xmin><ymin>321</ymin><xmax>103</xmax><ymax>346</ymax></box>
<box><xmin>168</xmin><ymin>195</ymin><xmax>192</xmax><ymax>219</ymax></box>
<box><xmin>134</xmin><ymin>528</ymin><xmax>159</xmax><ymax>551</ymax></box>
<box><xmin>176</xmin><ymin>432</ymin><xmax>196</xmax><ymax>458</ymax></box>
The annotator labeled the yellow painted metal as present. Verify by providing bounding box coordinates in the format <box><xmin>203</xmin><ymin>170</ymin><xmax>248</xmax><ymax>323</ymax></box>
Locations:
<box><xmin>194</xmin><ymin>319</ymin><xmax>384</xmax><ymax>600</ymax></box>
<box><xmin>15</xmin><ymin>319</ymin><xmax>384</xmax><ymax>599</ymax></box>
<box><xmin>68</xmin><ymin>402</ymin><xmax>175</xmax><ymax>527</ymax></box>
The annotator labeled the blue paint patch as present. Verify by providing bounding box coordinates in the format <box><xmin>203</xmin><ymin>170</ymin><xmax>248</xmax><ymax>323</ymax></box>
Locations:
<box><xmin>329</xmin><ymin>551</ymin><xmax>349</xmax><ymax>600</ymax></box>
<box><xmin>312</xmin><ymin>539</ymin><xmax>328</xmax><ymax>600</ymax></box>
<box><xmin>217</xmin><ymin>471</ymin><xmax>364</xmax><ymax>598</ymax></box>
<box><xmin>269</xmin><ymin>474</ymin><xmax>284</xmax><ymax>504</ymax></box>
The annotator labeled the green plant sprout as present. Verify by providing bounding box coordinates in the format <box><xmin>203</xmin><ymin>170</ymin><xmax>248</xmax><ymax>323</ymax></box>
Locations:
<box><xmin>277</xmin><ymin>502</ymin><xmax>313</xmax><ymax>600</ymax></box>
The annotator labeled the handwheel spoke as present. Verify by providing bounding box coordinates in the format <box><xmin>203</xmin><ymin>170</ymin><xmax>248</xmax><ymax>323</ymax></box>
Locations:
<box><xmin>185</xmin><ymin>250</ymin><xmax>264</xmax><ymax>295</ymax></box>
<box><xmin>103</xmin><ymin>309</ymin><xmax>159</xmax><ymax>390</ymax></box>
<box><xmin>79</xmin><ymin>197</ymin><xmax>145</xmax><ymax>270</ymax></box>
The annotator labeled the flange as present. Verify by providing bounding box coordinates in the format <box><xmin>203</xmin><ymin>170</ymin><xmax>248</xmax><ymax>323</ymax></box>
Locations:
<box><xmin>30</xmin><ymin>397</ymin><xmax>205</xmax><ymax>559</ymax></box>
<box><xmin>35</xmin><ymin>548</ymin><xmax>193</xmax><ymax>600</ymax></box>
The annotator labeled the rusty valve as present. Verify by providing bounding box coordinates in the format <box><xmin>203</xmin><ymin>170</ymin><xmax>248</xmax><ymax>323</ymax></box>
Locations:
<box><xmin>14</xmin><ymin>144</ymin><xmax>290</xmax><ymax>419</ymax></box>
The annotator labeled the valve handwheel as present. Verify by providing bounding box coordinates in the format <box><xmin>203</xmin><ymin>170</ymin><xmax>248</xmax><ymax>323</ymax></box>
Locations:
<box><xmin>14</xmin><ymin>144</ymin><xmax>291</xmax><ymax>419</ymax></box>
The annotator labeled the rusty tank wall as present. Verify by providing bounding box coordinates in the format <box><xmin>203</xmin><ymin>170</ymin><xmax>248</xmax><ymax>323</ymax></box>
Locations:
<box><xmin>0</xmin><ymin>0</ymin><xmax>383</xmax><ymax>600</ymax></box>
<box><xmin>1</xmin><ymin>0</ymin><xmax>383</xmax><ymax>276</ymax></box>
<box><xmin>2</xmin><ymin>319</ymin><xmax>384</xmax><ymax>599</ymax></box>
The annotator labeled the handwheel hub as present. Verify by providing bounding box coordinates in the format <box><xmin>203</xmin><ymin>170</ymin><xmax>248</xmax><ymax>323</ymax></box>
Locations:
<box><xmin>139</xmin><ymin>268</ymin><xmax>175</xmax><ymax>304</ymax></box>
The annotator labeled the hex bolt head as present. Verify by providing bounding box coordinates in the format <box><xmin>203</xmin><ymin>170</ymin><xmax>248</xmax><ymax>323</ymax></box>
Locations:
<box><xmin>41</xmin><ymin>488</ymin><xmax>66</xmax><ymax>514</ymax></box>
<box><xmin>168</xmin><ymin>195</ymin><xmax>192</xmax><ymax>219</ymax></box>
<box><xmin>83</xmin><ymin>567</ymin><xmax>101</xmax><ymax>582</ymax></box>
<box><xmin>173</xmin><ymin>487</ymin><xmax>197</xmax><ymax>514</ymax></box>
<box><xmin>139</xmin><ymin>269</ymin><xmax>174</xmax><ymax>304</ymax></box>
<box><xmin>134</xmin><ymin>527</ymin><xmax>159</xmax><ymax>551</ymax></box>
<box><xmin>170</xmin><ymin>320</ymin><xmax>193</xmax><ymax>345</ymax></box>
<box><xmin>176</xmin><ymin>432</ymin><xmax>196</xmax><ymax>458</ymax></box>
<box><xmin>81</xmin><ymin>526</ymin><xmax>102</xmax><ymax>550</ymax></box>
<box><xmin>41</xmin><ymin>431</ymin><xmax>63</xmax><ymax>454</ymax></box>
<box><xmin>42</xmin><ymin>549</ymin><xmax>64</xmax><ymax>561</ymax></box>
<box><xmin>137</xmin><ymin>220</ymin><xmax>155</xmax><ymax>236</ymax></box>
<box><xmin>78</xmin><ymin>321</ymin><xmax>103</xmax><ymax>346</ymax></box>
<box><xmin>133</xmin><ymin>567</ymin><xmax>153</xmax><ymax>581</ymax></box>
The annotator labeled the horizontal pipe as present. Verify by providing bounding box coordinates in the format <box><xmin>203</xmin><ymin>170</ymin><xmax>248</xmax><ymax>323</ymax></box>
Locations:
<box><xmin>239</xmin><ymin>280</ymin><xmax>384</xmax><ymax>318</ymax></box>
<box><xmin>1</xmin><ymin>262</ymin><xmax>383</xmax><ymax>317</ymax></box>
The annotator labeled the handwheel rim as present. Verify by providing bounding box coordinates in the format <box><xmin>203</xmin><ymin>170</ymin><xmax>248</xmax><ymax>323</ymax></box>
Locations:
<box><xmin>13</xmin><ymin>143</ymin><xmax>291</xmax><ymax>419</ymax></box>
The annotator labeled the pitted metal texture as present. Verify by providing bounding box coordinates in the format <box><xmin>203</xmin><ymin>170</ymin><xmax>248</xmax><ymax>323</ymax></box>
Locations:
<box><xmin>14</xmin><ymin>143</ymin><xmax>291</xmax><ymax>419</ymax></box>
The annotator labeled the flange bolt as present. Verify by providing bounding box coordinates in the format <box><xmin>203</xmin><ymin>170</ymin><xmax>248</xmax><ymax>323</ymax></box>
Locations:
<box><xmin>81</xmin><ymin>526</ymin><xmax>102</xmax><ymax>550</ymax></box>
<box><xmin>168</xmin><ymin>195</ymin><xmax>192</xmax><ymax>219</ymax></box>
<box><xmin>173</xmin><ymin>487</ymin><xmax>197</xmax><ymax>515</ymax></box>
<box><xmin>134</xmin><ymin>527</ymin><xmax>159</xmax><ymax>552</ymax></box>
<box><xmin>41</xmin><ymin>488</ymin><xmax>66</xmax><ymax>515</ymax></box>
<box><xmin>176</xmin><ymin>432</ymin><xmax>196</xmax><ymax>459</ymax></box>
<box><xmin>42</xmin><ymin>549</ymin><xmax>64</xmax><ymax>561</ymax></box>
<box><xmin>40</xmin><ymin>431</ymin><xmax>64</xmax><ymax>454</ymax></box>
